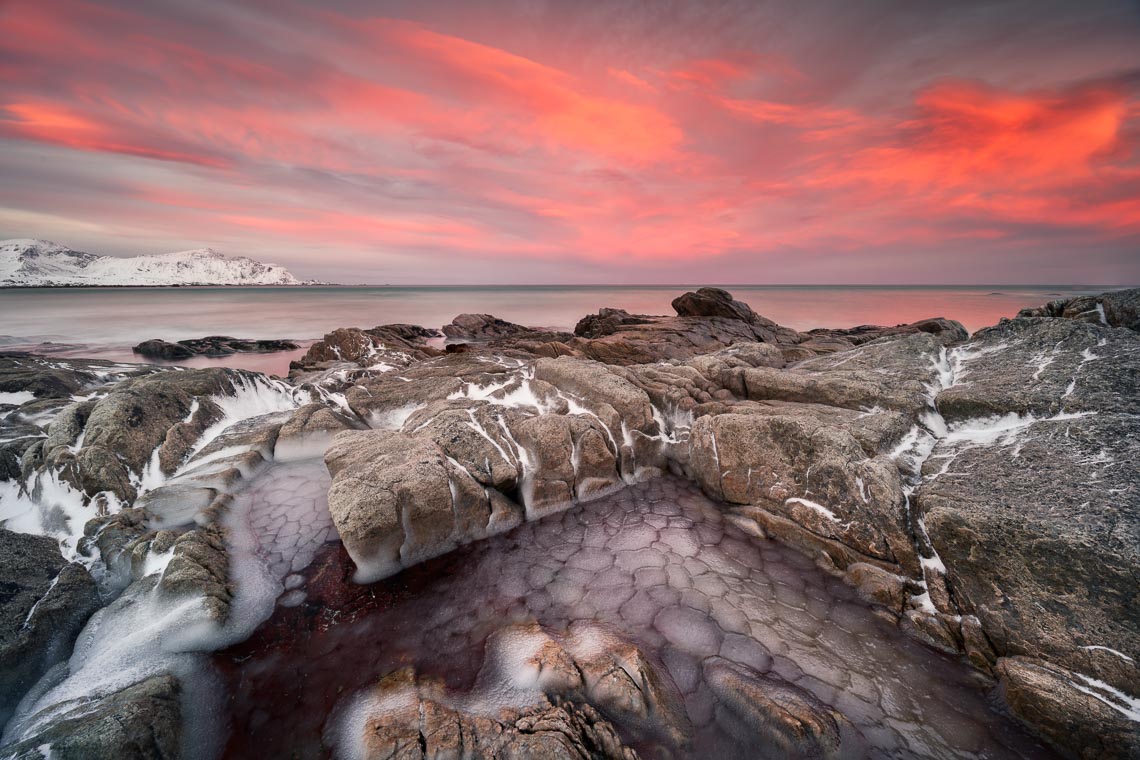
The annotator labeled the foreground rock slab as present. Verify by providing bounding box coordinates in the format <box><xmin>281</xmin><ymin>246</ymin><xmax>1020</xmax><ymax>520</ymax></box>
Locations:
<box><xmin>0</xmin><ymin>529</ymin><xmax>100</xmax><ymax>730</ymax></box>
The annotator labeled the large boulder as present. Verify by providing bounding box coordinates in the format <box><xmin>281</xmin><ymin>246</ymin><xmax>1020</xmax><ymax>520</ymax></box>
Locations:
<box><xmin>131</xmin><ymin>339</ymin><xmax>194</xmax><ymax>360</ymax></box>
<box><xmin>292</xmin><ymin>324</ymin><xmax>440</xmax><ymax>371</ymax></box>
<box><xmin>444</xmin><ymin>313</ymin><xmax>540</xmax><ymax>340</ymax></box>
<box><xmin>672</xmin><ymin>287</ymin><xmax>764</xmax><ymax>323</ymax></box>
<box><xmin>912</xmin><ymin>314</ymin><xmax>1140</xmax><ymax>756</ymax></box>
<box><xmin>996</xmin><ymin>657</ymin><xmax>1140</xmax><ymax>760</ymax></box>
<box><xmin>687</xmin><ymin>412</ymin><xmax>916</xmax><ymax>573</ymax></box>
<box><xmin>325</xmin><ymin>430</ymin><xmax>517</xmax><ymax>582</ymax></box>
<box><xmin>1016</xmin><ymin>286</ymin><xmax>1140</xmax><ymax>332</ymax></box>
<box><xmin>132</xmin><ymin>336</ymin><xmax>300</xmax><ymax>360</ymax></box>
<box><xmin>0</xmin><ymin>529</ymin><xmax>100</xmax><ymax>731</ymax></box>
<box><xmin>565</xmin><ymin>290</ymin><xmax>803</xmax><ymax>366</ymax></box>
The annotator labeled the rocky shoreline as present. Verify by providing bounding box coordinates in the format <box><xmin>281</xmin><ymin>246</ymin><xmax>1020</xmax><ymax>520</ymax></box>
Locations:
<box><xmin>0</xmin><ymin>286</ymin><xmax>1137</xmax><ymax>759</ymax></box>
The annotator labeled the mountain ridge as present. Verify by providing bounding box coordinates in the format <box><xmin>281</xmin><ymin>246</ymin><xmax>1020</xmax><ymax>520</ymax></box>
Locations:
<box><xmin>0</xmin><ymin>238</ymin><xmax>318</xmax><ymax>287</ymax></box>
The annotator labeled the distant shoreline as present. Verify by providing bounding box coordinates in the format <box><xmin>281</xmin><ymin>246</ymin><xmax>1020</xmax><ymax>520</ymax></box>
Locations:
<box><xmin>0</xmin><ymin>283</ymin><xmax>334</xmax><ymax>289</ymax></box>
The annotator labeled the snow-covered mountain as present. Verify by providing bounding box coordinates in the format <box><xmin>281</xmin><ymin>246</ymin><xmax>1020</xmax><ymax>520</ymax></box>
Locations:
<box><xmin>0</xmin><ymin>239</ymin><xmax>309</xmax><ymax>287</ymax></box>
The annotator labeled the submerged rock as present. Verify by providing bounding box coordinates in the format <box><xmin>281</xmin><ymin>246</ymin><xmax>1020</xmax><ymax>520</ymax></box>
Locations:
<box><xmin>133</xmin><ymin>336</ymin><xmax>299</xmax><ymax>360</ymax></box>
<box><xmin>703</xmin><ymin>657</ymin><xmax>858</xmax><ymax>758</ymax></box>
<box><xmin>332</xmin><ymin>622</ymin><xmax>688</xmax><ymax>760</ymax></box>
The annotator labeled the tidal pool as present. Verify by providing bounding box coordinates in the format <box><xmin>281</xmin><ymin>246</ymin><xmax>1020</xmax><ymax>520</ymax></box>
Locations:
<box><xmin>216</xmin><ymin>475</ymin><xmax>1057</xmax><ymax>759</ymax></box>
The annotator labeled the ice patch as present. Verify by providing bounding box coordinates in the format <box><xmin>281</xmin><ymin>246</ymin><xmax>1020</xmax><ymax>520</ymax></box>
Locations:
<box><xmin>189</xmin><ymin>374</ymin><xmax>300</xmax><ymax>457</ymax></box>
<box><xmin>1081</xmin><ymin>645</ymin><xmax>1134</xmax><ymax>663</ymax></box>
<box><xmin>910</xmin><ymin>590</ymin><xmax>938</xmax><ymax>614</ymax></box>
<box><xmin>0</xmin><ymin>471</ymin><xmax>113</xmax><ymax>560</ymax></box>
<box><xmin>142</xmin><ymin>547</ymin><xmax>176</xmax><ymax>578</ymax></box>
<box><xmin>0</xmin><ymin>390</ymin><xmax>36</xmax><ymax>405</ymax></box>
<box><xmin>1070</xmin><ymin>673</ymin><xmax>1140</xmax><ymax>722</ymax></box>
<box><xmin>21</xmin><ymin>573</ymin><xmax>61</xmax><ymax>629</ymax></box>
<box><xmin>942</xmin><ymin>411</ymin><xmax>1093</xmax><ymax>449</ymax></box>
<box><xmin>369</xmin><ymin>403</ymin><xmax>423</xmax><ymax>432</ymax></box>
<box><xmin>785</xmin><ymin>497</ymin><xmax>839</xmax><ymax>522</ymax></box>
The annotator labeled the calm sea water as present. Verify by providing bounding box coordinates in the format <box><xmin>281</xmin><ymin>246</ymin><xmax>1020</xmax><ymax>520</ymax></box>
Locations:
<box><xmin>0</xmin><ymin>285</ymin><xmax>1112</xmax><ymax>375</ymax></box>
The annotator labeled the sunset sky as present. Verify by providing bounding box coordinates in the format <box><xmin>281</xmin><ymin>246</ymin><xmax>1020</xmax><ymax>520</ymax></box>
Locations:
<box><xmin>2</xmin><ymin>0</ymin><xmax>1139</xmax><ymax>284</ymax></box>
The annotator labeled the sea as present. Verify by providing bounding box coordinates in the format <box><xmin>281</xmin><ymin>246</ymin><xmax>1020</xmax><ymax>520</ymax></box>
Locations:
<box><xmin>0</xmin><ymin>284</ymin><xmax>1116</xmax><ymax>376</ymax></box>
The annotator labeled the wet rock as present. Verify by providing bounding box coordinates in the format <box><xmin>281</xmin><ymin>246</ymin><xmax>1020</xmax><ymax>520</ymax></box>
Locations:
<box><xmin>325</xmin><ymin>430</ymin><xmax>503</xmax><ymax>582</ymax></box>
<box><xmin>671</xmin><ymin>287</ymin><xmax>767</xmax><ymax>324</ymax></box>
<box><xmin>703</xmin><ymin>657</ymin><xmax>856</xmax><ymax>758</ymax></box>
<box><xmin>445</xmin><ymin>313</ymin><xmax>542</xmax><ymax>340</ymax></box>
<box><xmin>0</xmin><ymin>436</ymin><xmax>40</xmax><ymax>481</ymax></box>
<box><xmin>936</xmin><ymin>318</ymin><xmax>1140</xmax><ymax>420</ymax></box>
<box><xmin>574</xmin><ymin>308</ymin><xmax>655</xmax><ymax>339</ymax></box>
<box><xmin>131</xmin><ymin>338</ymin><xmax>194</xmax><ymax>360</ymax></box>
<box><xmin>0</xmin><ymin>354</ymin><xmax>124</xmax><ymax>400</ymax></box>
<box><xmin>20</xmin><ymin>367</ymin><xmax>285</xmax><ymax>505</ymax></box>
<box><xmin>515</xmin><ymin>414</ymin><xmax>621</xmax><ymax>515</ymax></box>
<box><xmin>292</xmin><ymin>324</ymin><xmax>440</xmax><ymax>371</ymax></box>
<box><xmin>275</xmin><ymin>402</ymin><xmax>365</xmax><ymax>461</ymax></box>
<box><xmin>343</xmin><ymin>622</ymin><xmax>686</xmax><ymax>760</ymax></box>
<box><xmin>0</xmin><ymin>673</ymin><xmax>182</xmax><ymax>760</ymax></box>
<box><xmin>158</xmin><ymin>526</ymin><xmax>231</xmax><ymax>621</ymax></box>
<box><xmin>1016</xmin><ymin>286</ymin><xmax>1139</xmax><ymax>332</ymax></box>
<box><xmin>563</xmin><ymin>290</ymin><xmax>803</xmax><ymax>366</ymax></box>
<box><xmin>562</xmin><ymin>622</ymin><xmax>691</xmax><ymax>746</ymax></box>
<box><xmin>133</xmin><ymin>335</ymin><xmax>300</xmax><ymax>360</ymax></box>
<box><xmin>996</xmin><ymin>656</ymin><xmax>1140</xmax><ymax>760</ymax></box>
<box><xmin>355</xmin><ymin>674</ymin><xmax>637</xmax><ymax>760</ymax></box>
<box><xmin>687</xmin><ymin>412</ymin><xmax>914</xmax><ymax>571</ymax></box>
<box><xmin>0</xmin><ymin>529</ymin><xmax>100</xmax><ymax>730</ymax></box>
<box><xmin>804</xmin><ymin>317</ymin><xmax>968</xmax><ymax>347</ymax></box>
<box><xmin>844</xmin><ymin>562</ymin><xmax>910</xmax><ymax>612</ymax></box>
<box><xmin>918</xmin><ymin>319</ymin><xmax>1140</xmax><ymax>694</ymax></box>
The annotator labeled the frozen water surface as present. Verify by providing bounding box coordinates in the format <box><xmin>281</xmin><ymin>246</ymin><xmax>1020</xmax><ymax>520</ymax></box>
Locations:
<box><xmin>217</xmin><ymin>475</ymin><xmax>1057</xmax><ymax>759</ymax></box>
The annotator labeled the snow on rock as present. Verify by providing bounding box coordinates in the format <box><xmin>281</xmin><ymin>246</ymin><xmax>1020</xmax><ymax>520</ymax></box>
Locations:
<box><xmin>0</xmin><ymin>238</ymin><xmax>307</xmax><ymax>287</ymax></box>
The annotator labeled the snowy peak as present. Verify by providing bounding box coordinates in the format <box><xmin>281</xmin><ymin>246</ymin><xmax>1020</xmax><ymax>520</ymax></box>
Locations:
<box><xmin>0</xmin><ymin>239</ymin><xmax>307</xmax><ymax>287</ymax></box>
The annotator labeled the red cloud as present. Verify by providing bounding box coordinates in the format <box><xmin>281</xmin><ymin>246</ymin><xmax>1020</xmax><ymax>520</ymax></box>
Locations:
<box><xmin>0</xmin><ymin>0</ymin><xmax>1137</xmax><ymax>273</ymax></box>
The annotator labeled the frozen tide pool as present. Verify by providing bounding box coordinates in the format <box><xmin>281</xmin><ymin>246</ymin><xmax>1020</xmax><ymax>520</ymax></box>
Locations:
<box><xmin>216</xmin><ymin>475</ymin><xmax>1056</xmax><ymax>759</ymax></box>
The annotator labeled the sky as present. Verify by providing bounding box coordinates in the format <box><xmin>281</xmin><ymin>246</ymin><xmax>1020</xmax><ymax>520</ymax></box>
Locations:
<box><xmin>1</xmin><ymin>0</ymin><xmax>1139</xmax><ymax>285</ymax></box>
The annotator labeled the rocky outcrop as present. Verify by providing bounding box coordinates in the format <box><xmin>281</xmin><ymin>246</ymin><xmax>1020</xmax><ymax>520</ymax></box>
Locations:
<box><xmin>1017</xmin><ymin>286</ymin><xmax>1140</xmax><ymax>332</ymax></box>
<box><xmin>444</xmin><ymin>313</ymin><xmax>557</xmax><ymax>342</ymax></box>
<box><xmin>3</xmin><ymin>287</ymin><xmax>1135</xmax><ymax>760</ymax></box>
<box><xmin>0</xmin><ymin>673</ymin><xmax>182</xmax><ymax>760</ymax></box>
<box><xmin>996</xmin><ymin>657</ymin><xmax>1140</xmax><ymax>760</ymax></box>
<box><xmin>909</xmin><ymin>315</ymin><xmax>1140</xmax><ymax>757</ymax></box>
<box><xmin>292</xmin><ymin>323</ymin><xmax>442</xmax><ymax>374</ymax></box>
<box><xmin>671</xmin><ymin>287</ymin><xmax>769</xmax><ymax>324</ymax></box>
<box><xmin>0</xmin><ymin>529</ymin><xmax>100</xmax><ymax>731</ymax></box>
<box><xmin>803</xmin><ymin>316</ymin><xmax>968</xmax><ymax>349</ymax></box>
<box><xmin>133</xmin><ymin>336</ymin><xmax>299</xmax><ymax>360</ymax></box>
<box><xmin>336</xmin><ymin>622</ymin><xmax>687</xmax><ymax>760</ymax></box>
<box><xmin>566</xmin><ymin>294</ymin><xmax>803</xmax><ymax>366</ymax></box>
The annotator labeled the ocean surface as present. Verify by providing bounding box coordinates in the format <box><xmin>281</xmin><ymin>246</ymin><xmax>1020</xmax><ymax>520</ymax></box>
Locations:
<box><xmin>0</xmin><ymin>285</ymin><xmax>1115</xmax><ymax>376</ymax></box>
